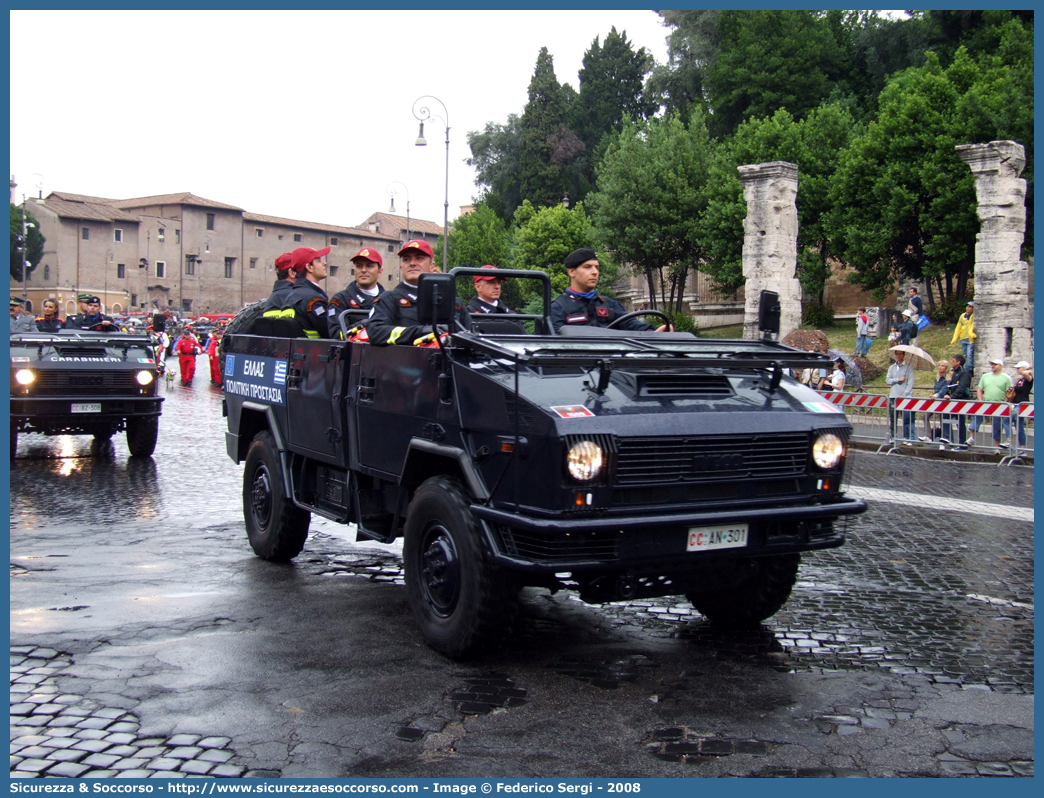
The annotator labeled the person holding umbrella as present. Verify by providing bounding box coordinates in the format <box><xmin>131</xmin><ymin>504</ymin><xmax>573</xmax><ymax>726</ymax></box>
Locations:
<box><xmin>886</xmin><ymin>349</ymin><xmax>916</xmax><ymax>442</ymax></box>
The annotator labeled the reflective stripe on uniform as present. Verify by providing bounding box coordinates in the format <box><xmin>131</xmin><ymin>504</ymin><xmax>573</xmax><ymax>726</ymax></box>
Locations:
<box><xmin>304</xmin><ymin>330</ymin><xmax>319</xmax><ymax>339</ymax></box>
<box><xmin>262</xmin><ymin>308</ymin><xmax>297</xmax><ymax>319</ymax></box>
<box><xmin>388</xmin><ymin>326</ymin><xmax>407</xmax><ymax>345</ymax></box>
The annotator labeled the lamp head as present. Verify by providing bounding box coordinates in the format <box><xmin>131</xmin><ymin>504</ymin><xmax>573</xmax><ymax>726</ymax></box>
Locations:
<box><xmin>415</xmin><ymin>122</ymin><xmax>427</xmax><ymax>147</ymax></box>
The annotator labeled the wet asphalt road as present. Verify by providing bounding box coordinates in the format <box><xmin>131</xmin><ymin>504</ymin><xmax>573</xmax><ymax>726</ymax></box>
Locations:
<box><xmin>10</xmin><ymin>372</ymin><xmax>1035</xmax><ymax>778</ymax></box>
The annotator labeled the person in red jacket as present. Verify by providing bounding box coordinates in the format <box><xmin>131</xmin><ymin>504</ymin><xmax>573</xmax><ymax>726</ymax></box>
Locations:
<box><xmin>175</xmin><ymin>328</ymin><xmax>201</xmax><ymax>385</ymax></box>
<box><xmin>206</xmin><ymin>330</ymin><xmax>223</xmax><ymax>385</ymax></box>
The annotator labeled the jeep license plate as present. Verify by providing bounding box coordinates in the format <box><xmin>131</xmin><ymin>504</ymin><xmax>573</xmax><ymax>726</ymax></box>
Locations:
<box><xmin>686</xmin><ymin>523</ymin><xmax>748</xmax><ymax>552</ymax></box>
<box><xmin>71</xmin><ymin>403</ymin><xmax>101</xmax><ymax>413</ymax></box>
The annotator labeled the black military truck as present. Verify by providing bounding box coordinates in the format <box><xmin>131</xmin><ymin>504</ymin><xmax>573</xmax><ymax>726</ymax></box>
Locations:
<box><xmin>10</xmin><ymin>330</ymin><xmax>164</xmax><ymax>459</ymax></box>
<box><xmin>222</xmin><ymin>269</ymin><xmax>866</xmax><ymax>658</ymax></box>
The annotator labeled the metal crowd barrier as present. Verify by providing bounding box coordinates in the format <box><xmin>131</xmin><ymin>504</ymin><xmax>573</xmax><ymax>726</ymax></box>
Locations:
<box><xmin>817</xmin><ymin>389</ymin><xmax>1033</xmax><ymax>466</ymax></box>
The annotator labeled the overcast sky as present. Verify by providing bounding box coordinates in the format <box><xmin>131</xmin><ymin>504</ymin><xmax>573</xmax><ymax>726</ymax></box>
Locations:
<box><xmin>10</xmin><ymin>9</ymin><xmax>670</xmax><ymax>232</ymax></box>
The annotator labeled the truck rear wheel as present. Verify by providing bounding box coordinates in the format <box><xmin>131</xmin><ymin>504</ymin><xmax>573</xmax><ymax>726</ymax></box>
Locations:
<box><xmin>126</xmin><ymin>416</ymin><xmax>159</xmax><ymax>457</ymax></box>
<box><xmin>243</xmin><ymin>430</ymin><xmax>309</xmax><ymax>561</ymax></box>
<box><xmin>686</xmin><ymin>553</ymin><xmax>800</xmax><ymax>628</ymax></box>
<box><xmin>404</xmin><ymin>476</ymin><xmax>517</xmax><ymax>659</ymax></box>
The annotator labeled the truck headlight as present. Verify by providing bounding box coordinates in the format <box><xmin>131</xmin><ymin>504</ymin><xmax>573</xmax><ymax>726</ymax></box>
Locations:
<box><xmin>567</xmin><ymin>440</ymin><xmax>604</xmax><ymax>482</ymax></box>
<box><xmin>136</xmin><ymin>370</ymin><xmax>154</xmax><ymax>386</ymax></box>
<box><xmin>14</xmin><ymin>369</ymin><xmax>35</xmax><ymax>386</ymax></box>
<box><xmin>812</xmin><ymin>433</ymin><xmax>844</xmax><ymax>469</ymax></box>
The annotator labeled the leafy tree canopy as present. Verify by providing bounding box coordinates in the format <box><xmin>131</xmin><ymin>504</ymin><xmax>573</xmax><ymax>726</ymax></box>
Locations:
<box><xmin>587</xmin><ymin>110</ymin><xmax>714</xmax><ymax>310</ymax></box>
<box><xmin>519</xmin><ymin>47</ymin><xmax>574</xmax><ymax>208</ymax></box>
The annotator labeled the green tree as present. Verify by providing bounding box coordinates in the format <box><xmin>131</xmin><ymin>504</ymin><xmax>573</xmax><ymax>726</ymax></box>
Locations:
<box><xmin>466</xmin><ymin>114</ymin><xmax>523</xmax><ymax>223</ymax></box>
<box><xmin>440</xmin><ymin>204</ymin><xmax>514</xmax><ymax>304</ymax></box>
<box><xmin>570</xmin><ymin>27</ymin><xmax>656</xmax><ymax>203</ymax></box>
<box><xmin>511</xmin><ymin>200</ymin><xmax>609</xmax><ymax>302</ymax></box>
<box><xmin>827</xmin><ymin>51</ymin><xmax>977</xmax><ymax>304</ymax></box>
<box><xmin>10</xmin><ymin>203</ymin><xmax>44</xmax><ymax>282</ymax></box>
<box><xmin>706</xmin><ymin>10</ymin><xmax>846</xmax><ymax>137</ymax></box>
<box><xmin>587</xmin><ymin>111</ymin><xmax>715</xmax><ymax>311</ymax></box>
<box><xmin>518</xmin><ymin>47</ymin><xmax>576</xmax><ymax>208</ymax></box>
<box><xmin>647</xmin><ymin>10</ymin><xmax>721</xmax><ymax>124</ymax></box>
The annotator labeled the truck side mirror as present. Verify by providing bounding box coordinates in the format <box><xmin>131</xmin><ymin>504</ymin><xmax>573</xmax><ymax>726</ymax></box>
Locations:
<box><xmin>417</xmin><ymin>273</ymin><xmax>456</xmax><ymax>326</ymax></box>
<box><xmin>758</xmin><ymin>290</ymin><xmax>781</xmax><ymax>338</ymax></box>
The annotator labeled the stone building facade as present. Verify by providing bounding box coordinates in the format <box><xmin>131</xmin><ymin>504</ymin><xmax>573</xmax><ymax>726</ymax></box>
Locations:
<box><xmin>12</xmin><ymin>190</ymin><xmax>426</xmax><ymax>316</ymax></box>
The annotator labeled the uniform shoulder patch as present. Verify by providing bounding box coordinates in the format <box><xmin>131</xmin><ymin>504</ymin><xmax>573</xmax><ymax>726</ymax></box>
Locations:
<box><xmin>399</xmin><ymin>297</ymin><xmax>412</xmax><ymax>307</ymax></box>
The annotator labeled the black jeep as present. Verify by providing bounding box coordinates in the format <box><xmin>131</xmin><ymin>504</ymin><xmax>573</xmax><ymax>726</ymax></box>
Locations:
<box><xmin>10</xmin><ymin>330</ymin><xmax>164</xmax><ymax>459</ymax></box>
<box><xmin>222</xmin><ymin>269</ymin><xmax>866</xmax><ymax>657</ymax></box>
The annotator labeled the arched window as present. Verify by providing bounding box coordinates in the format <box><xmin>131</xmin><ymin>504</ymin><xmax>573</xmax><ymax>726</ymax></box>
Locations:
<box><xmin>43</xmin><ymin>265</ymin><xmax>50</xmax><ymax>280</ymax></box>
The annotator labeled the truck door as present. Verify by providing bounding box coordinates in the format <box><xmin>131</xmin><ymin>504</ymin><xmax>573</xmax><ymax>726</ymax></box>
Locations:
<box><xmin>286</xmin><ymin>339</ymin><xmax>348</xmax><ymax>466</ymax></box>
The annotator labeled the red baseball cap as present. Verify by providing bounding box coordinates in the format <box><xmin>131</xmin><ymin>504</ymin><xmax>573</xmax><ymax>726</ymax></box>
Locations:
<box><xmin>351</xmin><ymin>247</ymin><xmax>383</xmax><ymax>267</ymax></box>
<box><xmin>473</xmin><ymin>265</ymin><xmax>505</xmax><ymax>285</ymax></box>
<box><xmin>291</xmin><ymin>246</ymin><xmax>331</xmax><ymax>272</ymax></box>
<box><xmin>274</xmin><ymin>252</ymin><xmax>293</xmax><ymax>270</ymax></box>
<box><xmin>398</xmin><ymin>239</ymin><xmax>434</xmax><ymax>259</ymax></box>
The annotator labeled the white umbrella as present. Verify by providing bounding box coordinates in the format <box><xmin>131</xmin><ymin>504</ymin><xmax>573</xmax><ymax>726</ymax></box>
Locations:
<box><xmin>889</xmin><ymin>344</ymin><xmax>936</xmax><ymax>368</ymax></box>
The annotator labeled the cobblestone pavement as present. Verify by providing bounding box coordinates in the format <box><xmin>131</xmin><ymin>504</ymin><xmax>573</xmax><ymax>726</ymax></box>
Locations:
<box><xmin>10</xmin><ymin>395</ymin><xmax>1034</xmax><ymax>779</ymax></box>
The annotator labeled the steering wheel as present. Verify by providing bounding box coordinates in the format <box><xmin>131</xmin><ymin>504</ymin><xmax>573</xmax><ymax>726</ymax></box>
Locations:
<box><xmin>606</xmin><ymin>310</ymin><xmax>671</xmax><ymax>330</ymax></box>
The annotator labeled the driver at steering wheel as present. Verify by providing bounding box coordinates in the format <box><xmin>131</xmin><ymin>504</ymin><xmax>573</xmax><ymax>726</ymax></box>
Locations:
<box><xmin>63</xmin><ymin>296</ymin><xmax>119</xmax><ymax>331</ymax></box>
<box><xmin>550</xmin><ymin>248</ymin><xmax>672</xmax><ymax>334</ymax></box>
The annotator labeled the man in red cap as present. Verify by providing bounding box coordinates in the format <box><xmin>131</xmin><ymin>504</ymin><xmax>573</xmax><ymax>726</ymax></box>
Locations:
<box><xmin>467</xmin><ymin>266</ymin><xmax>512</xmax><ymax>315</ymax></box>
<box><xmin>261</xmin><ymin>246</ymin><xmax>331</xmax><ymax>338</ymax></box>
<box><xmin>328</xmin><ymin>247</ymin><xmax>385</xmax><ymax>332</ymax></box>
<box><xmin>367</xmin><ymin>239</ymin><xmax>470</xmax><ymax>345</ymax></box>
<box><xmin>268</xmin><ymin>252</ymin><xmax>296</xmax><ymax>304</ymax></box>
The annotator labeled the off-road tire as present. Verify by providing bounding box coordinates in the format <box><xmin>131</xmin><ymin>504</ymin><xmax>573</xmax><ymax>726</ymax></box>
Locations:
<box><xmin>242</xmin><ymin>430</ymin><xmax>309</xmax><ymax>561</ymax></box>
<box><xmin>219</xmin><ymin>301</ymin><xmax>265</xmax><ymax>376</ymax></box>
<box><xmin>404</xmin><ymin>476</ymin><xmax>518</xmax><ymax>658</ymax></box>
<box><xmin>126</xmin><ymin>416</ymin><xmax>159</xmax><ymax>457</ymax></box>
<box><xmin>686</xmin><ymin>553</ymin><xmax>800</xmax><ymax>628</ymax></box>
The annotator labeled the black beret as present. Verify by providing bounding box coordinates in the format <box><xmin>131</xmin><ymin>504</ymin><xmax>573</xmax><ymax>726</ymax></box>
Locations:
<box><xmin>564</xmin><ymin>248</ymin><xmax>597</xmax><ymax>270</ymax></box>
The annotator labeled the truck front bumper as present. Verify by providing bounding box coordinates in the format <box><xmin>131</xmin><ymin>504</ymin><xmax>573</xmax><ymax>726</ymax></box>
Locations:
<box><xmin>471</xmin><ymin>496</ymin><xmax>867</xmax><ymax>573</ymax></box>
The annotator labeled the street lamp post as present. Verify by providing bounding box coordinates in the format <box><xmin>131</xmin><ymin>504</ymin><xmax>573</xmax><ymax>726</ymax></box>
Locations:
<box><xmin>386</xmin><ymin>181</ymin><xmax>411</xmax><ymax>242</ymax></box>
<box><xmin>412</xmin><ymin>95</ymin><xmax>450</xmax><ymax>273</ymax></box>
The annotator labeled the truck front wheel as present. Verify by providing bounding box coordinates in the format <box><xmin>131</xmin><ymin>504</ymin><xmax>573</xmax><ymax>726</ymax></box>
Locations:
<box><xmin>126</xmin><ymin>416</ymin><xmax>159</xmax><ymax>457</ymax></box>
<box><xmin>404</xmin><ymin>476</ymin><xmax>517</xmax><ymax>658</ymax></box>
<box><xmin>243</xmin><ymin>431</ymin><xmax>309</xmax><ymax>561</ymax></box>
<box><xmin>686</xmin><ymin>553</ymin><xmax>800</xmax><ymax>628</ymax></box>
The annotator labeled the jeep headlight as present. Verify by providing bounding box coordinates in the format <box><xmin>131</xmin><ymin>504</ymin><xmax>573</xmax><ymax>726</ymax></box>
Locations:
<box><xmin>567</xmin><ymin>440</ymin><xmax>604</xmax><ymax>482</ymax></box>
<box><xmin>14</xmin><ymin>369</ymin><xmax>35</xmax><ymax>386</ymax></box>
<box><xmin>136</xmin><ymin>370</ymin><xmax>154</xmax><ymax>386</ymax></box>
<box><xmin>812</xmin><ymin>433</ymin><xmax>844</xmax><ymax>469</ymax></box>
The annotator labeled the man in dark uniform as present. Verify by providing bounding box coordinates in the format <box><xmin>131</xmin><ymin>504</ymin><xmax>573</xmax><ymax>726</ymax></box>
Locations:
<box><xmin>467</xmin><ymin>265</ymin><xmax>524</xmax><ymax>333</ymax></box>
<box><xmin>328</xmin><ymin>247</ymin><xmax>385</xmax><ymax>333</ymax></box>
<box><xmin>467</xmin><ymin>265</ymin><xmax>512</xmax><ymax>315</ymax></box>
<box><xmin>268</xmin><ymin>252</ymin><xmax>296</xmax><ymax>304</ymax></box>
<box><xmin>550</xmin><ymin>248</ymin><xmax>671</xmax><ymax>334</ymax></box>
<box><xmin>367</xmin><ymin>239</ymin><xmax>470</xmax><ymax>346</ymax></box>
<box><xmin>263</xmin><ymin>247</ymin><xmax>331</xmax><ymax>339</ymax></box>
<box><xmin>64</xmin><ymin>296</ymin><xmax>119</xmax><ymax>331</ymax></box>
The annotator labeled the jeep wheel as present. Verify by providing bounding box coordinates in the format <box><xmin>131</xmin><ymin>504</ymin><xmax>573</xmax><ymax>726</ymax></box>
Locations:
<box><xmin>686</xmin><ymin>554</ymin><xmax>800</xmax><ymax>628</ymax></box>
<box><xmin>404</xmin><ymin>476</ymin><xmax>517</xmax><ymax>658</ymax></box>
<box><xmin>126</xmin><ymin>416</ymin><xmax>159</xmax><ymax>457</ymax></box>
<box><xmin>243</xmin><ymin>430</ymin><xmax>309</xmax><ymax>561</ymax></box>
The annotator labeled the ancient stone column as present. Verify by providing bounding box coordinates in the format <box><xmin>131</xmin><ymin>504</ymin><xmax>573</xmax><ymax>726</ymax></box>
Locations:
<box><xmin>738</xmin><ymin>161</ymin><xmax>802</xmax><ymax>340</ymax></box>
<box><xmin>955</xmin><ymin>140</ymin><xmax>1033</xmax><ymax>370</ymax></box>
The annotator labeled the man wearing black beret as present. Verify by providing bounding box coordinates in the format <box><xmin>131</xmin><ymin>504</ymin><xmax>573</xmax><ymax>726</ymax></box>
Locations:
<box><xmin>64</xmin><ymin>296</ymin><xmax>118</xmax><ymax>331</ymax></box>
<box><xmin>550</xmin><ymin>248</ymin><xmax>671</xmax><ymax>334</ymax></box>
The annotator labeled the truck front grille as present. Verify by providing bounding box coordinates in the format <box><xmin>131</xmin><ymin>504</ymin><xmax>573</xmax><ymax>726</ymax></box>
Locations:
<box><xmin>614</xmin><ymin>433</ymin><xmax>809</xmax><ymax>485</ymax></box>
<box><xmin>25</xmin><ymin>370</ymin><xmax>140</xmax><ymax>396</ymax></box>
<box><xmin>498</xmin><ymin>527</ymin><xmax>620</xmax><ymax>561</ymax></box>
